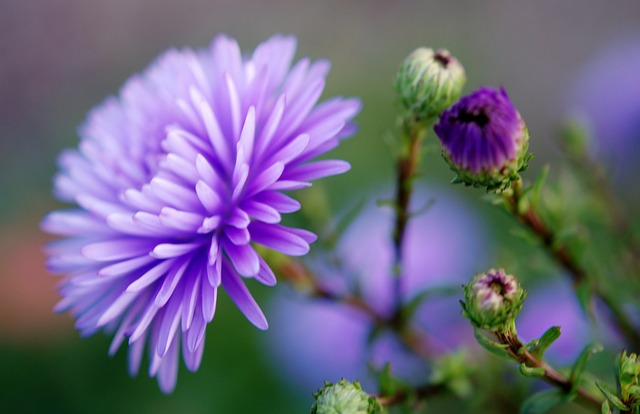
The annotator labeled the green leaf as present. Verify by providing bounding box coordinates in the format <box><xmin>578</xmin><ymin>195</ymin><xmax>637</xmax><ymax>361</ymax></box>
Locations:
<box><xmin>473</xmin><ymin>328</ymin><xmax>512</xmax><ymax>359</ymax></box>
<box><xmin>519</xmin><ymin>363</ymin><xmax>546</xmax><ymax>378</ymax></box>
<box><xmin>570</xmin><ymin>343</ymin><xmax>603</xmax><ymax>393</ymax></box>
<box><xmin>601</xmin><ymin>399</ymin><xmax>611</xmax><ymax>414</ymax></box>
<box><xmin>520</xmin><ymin>389</ymin><xmax>574</xmax><ymax>414</ymax></box>
<box><xmin>529</xmin><ymin>326</ymin><xmax>562</xmax><ymax>359</ymax></box>
<box><xmin>596</xmin><ymin>380</ymin><xmax>629</xmax><ymax>411</ymax></box>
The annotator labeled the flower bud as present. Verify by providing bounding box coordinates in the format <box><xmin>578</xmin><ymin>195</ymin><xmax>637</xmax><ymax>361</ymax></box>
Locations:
<box><xmin>395</xmin><ymin>48</ymin><xmax>466</xmax><ymax>123</ymax></box>
<box><xmin>462</xmin><ymin>268</ymin><xmax>526</xmax><ymax>332</ymax></box>
<box><xmin>434</xmin><ymin>87</ymin><xmax>531</xmax><ymax>191</ymax></box>
<box><xmin>311</xmin><ymin>379</ymin><xmax>384</xmax><ymax>414</ymax></box>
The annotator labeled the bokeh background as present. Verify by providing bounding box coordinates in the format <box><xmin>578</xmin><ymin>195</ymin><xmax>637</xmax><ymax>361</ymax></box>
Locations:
<box><xmin>1</xmin><ymin>1</ymin><xmax>639</xmax><ymax>413</ymax></box>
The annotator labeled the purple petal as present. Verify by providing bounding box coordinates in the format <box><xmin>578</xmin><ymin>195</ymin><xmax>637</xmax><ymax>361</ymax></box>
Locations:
<box><xmin>223</xmin><ymin>240</ymin><xmax>260</xmax><ymax>277</ymax></box>
<box><xmin>126</xmin><ymin>259</ymin><xmax>174</xmax><ymax>293</ymax></box>
<box><xmin>283</xmin><ymin>159</ymin><xmax>350</xmax><ymax>181</ymax></box>
<box><xmin>82</xmin><ymin>239</ymin><xmax>154</xmax><ymax>261</ymax></box>
<box><xmin>221</xmin><ymin>262</ymin><xmax>268</xmax><ymax>330</ymax></box>
<box><xmin>249</xmin><ymin>222</ymin><xmax>312</xmax><ymax>256</ymax></box>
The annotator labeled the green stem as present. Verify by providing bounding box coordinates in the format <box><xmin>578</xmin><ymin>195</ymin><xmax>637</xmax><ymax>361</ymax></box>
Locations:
<box><xmin>391</xmin><ymin>117</ymin><xmax>426</xmax><ymax>318</ymax></box>
<box><xmin>495</xmin><ymin>330</ymin><xmax>603</xmax><ymax>411</ymax></box>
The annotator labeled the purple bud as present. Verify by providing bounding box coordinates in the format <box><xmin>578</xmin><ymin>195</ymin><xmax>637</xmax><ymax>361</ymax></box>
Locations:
<box><xmin>434</xmin><ymin>87</ymin><xmax>530</xmax><ymax>191</ymax></box>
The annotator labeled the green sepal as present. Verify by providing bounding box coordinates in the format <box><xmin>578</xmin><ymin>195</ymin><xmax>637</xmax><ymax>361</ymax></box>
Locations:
<box><xmin>519</xmin><ymin>363</ymin><xmax>545</xmax><ymax>378</ymax></box>
<box><xmin>601</xmin><ymin>399</ymin><xmax>611</xmax><ymax>414</ymax></box>
<box><xmin>596</xmin><ymin>380</ymin><xmax>629</xmax><ymax>411</ymax></box>
<box><xmin>569</xmin><ymin>342</ymin><xmax>603</xmax><ymax>394</ymax></box>
<box><xmin>528</xmin><ymin>326</ymin><xmax>562</xmax><ymax>359</ymax></box>
<box><xmin>519</xmin><ymin>389</ymin><xmax>574</xmax><ymax>414</ymax></box>
<box><xmin>473</xmin><ymin>328</ymin><xmax>511</xmax><ymax>359</ymax></box>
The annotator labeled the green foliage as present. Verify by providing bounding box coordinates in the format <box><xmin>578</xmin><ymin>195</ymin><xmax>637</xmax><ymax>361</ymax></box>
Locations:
<box><xmin>569</xmin><ymin>343</ymin><xmax>604</xmax><ymax>394</ymax></box>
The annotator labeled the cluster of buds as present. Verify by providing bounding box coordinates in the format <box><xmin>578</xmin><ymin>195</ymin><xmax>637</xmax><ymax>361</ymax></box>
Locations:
<box><xmin>394</xmin><ymin>47</ymin><xmax>466</xmax><ymax>124</ymax></box>
<box><xmin>434</xmin><ymin>87</ymin><xmax>531</xmax><ymax>191</ymax></box>
<box><xmin>461</xmin><ymin>268</ymin><xmax>526</xmax><ymax>332</ymax></box>
<box><xmin>311</xmin><ymin>379</ymin><xmax>384</xmax><ymax>414</ymax></box>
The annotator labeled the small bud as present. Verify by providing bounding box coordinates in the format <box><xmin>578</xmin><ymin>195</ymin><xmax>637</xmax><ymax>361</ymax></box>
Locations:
<box><xmin>311</xmin><ymin>379</ymin><xmax>384</xmax><ymax>414</ymax></box>
<box><xmin>462</xmin><ymin>268</ymin><xmax>526</xmax><ymax>332</ymax></box>
<box><xmin>395</xmin><ymin>48</ymin><xmax>466</xmax><ymax>123</ymax></box>
<box><xmin>434</xmin><ymin>87</ymin><xmax>531</xmax><ymax>191</ymax></box>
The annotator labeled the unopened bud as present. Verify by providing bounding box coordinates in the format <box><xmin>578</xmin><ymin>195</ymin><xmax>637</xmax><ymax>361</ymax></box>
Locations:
<box><xmin>311</xmin><ymin>379</ymin><xmax>384</xmax><ymax>414</ymax></box>
<box><xmin>395</xmin><ymin>48</ymin><xmax>466</xmax><ymax>123</ymax></box>
<box><xmin>435</xmin><ymin>87</ymin><xmax>531</xmax><ymax>192</ymax></box>
<box><xmin>462</xmin><ymin>268</ymin><xmax>526</xmax><ymax>332</ymax></box>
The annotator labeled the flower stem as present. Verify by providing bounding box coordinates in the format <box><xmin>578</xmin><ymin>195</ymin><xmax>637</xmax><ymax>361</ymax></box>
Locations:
<box><xmin>391</xmin><ymin>117</ymin><xmax>427</xmax><ymax>318</ymax></box>
<box><xmin>495</xmin><ymin>330</ymin><xmax>603</xmax><ymax>410</ymax></box>
<box><xmin>503</xmin><ymin>179</ymin><xmax>640</xmax><ymax>349</ymax></box>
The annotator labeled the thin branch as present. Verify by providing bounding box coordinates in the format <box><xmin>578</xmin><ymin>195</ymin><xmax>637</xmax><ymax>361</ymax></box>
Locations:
<box><xmin>503</xmin><ymin>179</ymin><xmax>640</xmax><ymax>349</ymax></box>
<box><xmin>495</xmin><ymin>330</ymin><xmax>603</xmax><ymax>410</ymax></box>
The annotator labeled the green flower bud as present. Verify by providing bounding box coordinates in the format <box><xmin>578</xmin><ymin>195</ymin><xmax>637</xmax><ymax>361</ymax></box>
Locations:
<box><xmin>395</xmin><ymin>48</ymin><xmax>466</xmax><ymax>123</ymax></box>
<box><xmin>311</xmin><ymin>379</ymin><xmax>384</xmax><ymax>414</ymax></box>
<box><xmin>461</xmin><ymin>268</ymin><xmax>526</xmax><ymax>332</ymax></box>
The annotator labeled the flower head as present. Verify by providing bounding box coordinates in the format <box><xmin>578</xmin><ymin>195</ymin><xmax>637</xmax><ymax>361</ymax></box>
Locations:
<box><xmin>41</xmin><ymin>34</ymin><xmax>361</xmax><ymax>392</ymax></box>
<box><xmin>434</xmin><ymin>87</ymin><xmax>530</xmax><ymax>191</ymax></box>
<box><xmin>395</xmin><ymin>48</ymin><xmax>466</xmax><ymax>122</ymax></box>
<box><xmin>462</xmin><ymin>268</ymin><xmax>526</xmax><ymax>332</ymax></box>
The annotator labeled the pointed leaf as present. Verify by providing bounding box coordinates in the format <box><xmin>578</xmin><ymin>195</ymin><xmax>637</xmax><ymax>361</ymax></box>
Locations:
<box><xmin>595</xmin><ymin>380</ymin><xmax>629</xmax><ymax>411</ymax></box>
<box><xmin>529</xmin><ymin>326</ymin><xmax>562</xmax><ymax>359</ymax></box>
<box><xmin>570</xmin><ymin>342</ymin><xmax>603</xmax><ymax>394</ymax></box>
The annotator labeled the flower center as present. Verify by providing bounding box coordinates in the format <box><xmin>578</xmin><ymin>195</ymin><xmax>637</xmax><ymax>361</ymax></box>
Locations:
<box><xmin>455</xmin><ymin>109</ymin><xmax>489</xmax><ymax>128</ymax></box>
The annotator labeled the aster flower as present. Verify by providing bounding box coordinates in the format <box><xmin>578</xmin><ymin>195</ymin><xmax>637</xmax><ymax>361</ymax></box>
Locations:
<box><xmin>41</xmin><ymin>34</ymin><xmax>361</xmax><ymax>392</ymax></box>
<box><xmin>434</xmin><ymin>87</ymin><xmax>530</xmax><ymax>191</ymax></box>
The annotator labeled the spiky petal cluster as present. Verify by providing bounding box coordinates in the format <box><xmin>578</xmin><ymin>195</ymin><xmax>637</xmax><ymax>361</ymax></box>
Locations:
<box><xmin>434</xmin><ymin>87</ymin><xmax>530</xmax><ymax>191</ymax></box>
<box><xmin>41</xmin><ymin>34</ymin><xmax>361</xmax><ymax>392</ymax></box>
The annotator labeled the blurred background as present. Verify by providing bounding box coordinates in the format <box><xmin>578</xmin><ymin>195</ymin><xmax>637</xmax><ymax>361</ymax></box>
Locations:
<box><xmin>1</xmin><ymin>0</ymin><xmax>639</xmax><ymax>412</ymax></box>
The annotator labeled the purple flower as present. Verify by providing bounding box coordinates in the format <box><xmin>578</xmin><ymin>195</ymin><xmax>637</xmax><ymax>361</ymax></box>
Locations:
<box><xmin>265</xmin><ymin>187</ymin><xmax>488</xmax><ymax>391</ymax></box>
<box><xmin>434</xmin><ymin>87</ymin><xmax>529</xmax><ymax>190</ymax></box>
<box><xmin>41</xmin><ymin>34</ymin><xmax>361</xmax><ymax>392</ymax></box>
